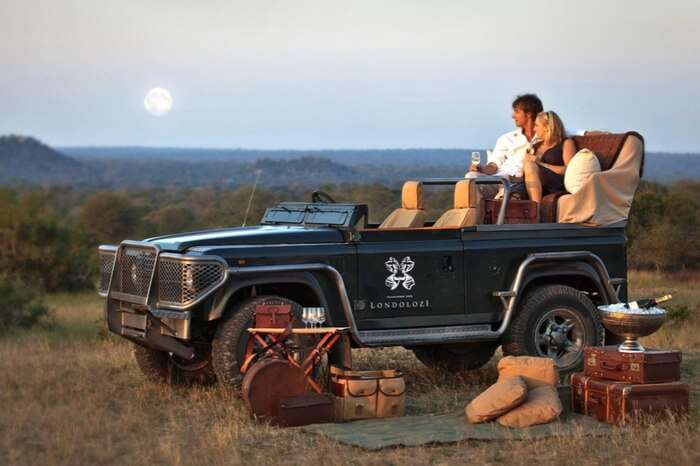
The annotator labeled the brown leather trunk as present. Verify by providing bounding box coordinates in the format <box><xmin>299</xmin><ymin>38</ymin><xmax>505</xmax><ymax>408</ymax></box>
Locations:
<box><xmin>278</xmin><ymin>393</ymin><xmax>334</xmax><ymax>427</ymax></box>
<box><xmin>242</xmin><ymin>358</ymin><xmax>312</xmax><ymax>425</ymax></box>
<box><xmin>570</xmin><ymin>373</ymin><xmax>689</xmax><ymax>425</ymax></box>
<box><xmin>482</xmin><ymin>199</ymin><xmax>538</xmax><ymax>224</ymax></box>
<box><xmin>584</xmin><ymin>346</ymin><xmax>681</xmax><ymax>384</ymax></box>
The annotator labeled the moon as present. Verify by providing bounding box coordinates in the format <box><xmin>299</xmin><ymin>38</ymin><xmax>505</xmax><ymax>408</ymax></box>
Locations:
<box><xmin>144</xmin><ymin>87</ymin><xmax>173</xmax><ymax>116</ymax></box>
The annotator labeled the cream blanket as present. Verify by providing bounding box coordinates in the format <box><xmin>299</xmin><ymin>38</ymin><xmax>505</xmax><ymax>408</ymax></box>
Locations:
<box><xmin>557</xmin><ymin>135</ymin><xmax>643</xmax><ymax>226</ymax></box>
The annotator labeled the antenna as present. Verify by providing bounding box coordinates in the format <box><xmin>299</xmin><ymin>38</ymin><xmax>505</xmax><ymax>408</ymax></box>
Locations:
<box><xmin>242</xmin><ymin>169</ymin><xmax>262</xmax><ymax>227</ymax></box>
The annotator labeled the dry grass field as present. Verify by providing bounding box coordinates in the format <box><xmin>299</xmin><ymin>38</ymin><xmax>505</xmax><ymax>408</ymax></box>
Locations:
<box><xmin>2</xmin><ymin>271</ymin><xmax>699</xmax><ymax>466</ymax></box>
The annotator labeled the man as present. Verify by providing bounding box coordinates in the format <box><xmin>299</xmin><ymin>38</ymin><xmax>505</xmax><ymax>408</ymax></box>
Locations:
<box><xmin>466</xmin><ymin>93</ymin><xmax>543</xmax><ymax>198</ymax></box>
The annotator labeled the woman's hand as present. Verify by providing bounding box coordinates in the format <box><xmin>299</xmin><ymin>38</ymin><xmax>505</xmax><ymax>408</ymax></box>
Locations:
<box><xmin>525</xmin><ymin>153</ymin><xmax>539</xmax><ymax>164</ymax></box>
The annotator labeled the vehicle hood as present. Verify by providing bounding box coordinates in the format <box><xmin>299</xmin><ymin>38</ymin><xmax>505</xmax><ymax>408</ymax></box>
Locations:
<box><xmin>146</xmin><ymin>225</ymin><xmax>345</xmax><ymax>252</ymax></box>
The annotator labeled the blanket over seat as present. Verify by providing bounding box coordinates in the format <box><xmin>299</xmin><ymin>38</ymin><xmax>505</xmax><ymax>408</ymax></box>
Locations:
<box><xmin>540</xmin><ymin>132</ymin><xmax>644</xmax><ymax>226</ymax></box>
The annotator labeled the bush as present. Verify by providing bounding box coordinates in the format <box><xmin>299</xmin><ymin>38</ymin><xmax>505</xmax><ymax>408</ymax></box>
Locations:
<box><xmin>0</xmin><ymin>276</ymin><xmax>50</xmax><ymax>333</ymax></box>
<box><xmin>666</xmin><ymin>304</ymin><xmax>691</xmax><ymax>322</ymax></box>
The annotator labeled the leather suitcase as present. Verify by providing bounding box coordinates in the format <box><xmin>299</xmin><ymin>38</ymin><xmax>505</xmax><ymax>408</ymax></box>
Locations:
<box><xmin>482</xmin><ymin>199</ymin><xmax>538</xmax><ymax>224</ymax></box>
<box><xmin>278</xmin><ymin>393</ymin><xmax>334</xmax><ymax>427</ymax></box>
<box><xmin>584</xmin><ymin>346</ymin><xmax>681</xmax><ymax>384</ymax></box>
<box><xmin>253</xmin><ymin>299</ymin><xmax>293</xmax><ymax>328</ymax></box>
<box><xmin>570</xmin><ymin>373</ymin><xmax>689</xmax><ymax>425</ymax></box>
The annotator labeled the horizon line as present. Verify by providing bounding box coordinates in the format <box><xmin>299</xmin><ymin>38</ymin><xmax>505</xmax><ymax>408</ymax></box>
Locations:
<box><xmin>56</xmin><ymin>144</ymin><xmax>699</xmax><ymax>155</ymax></box>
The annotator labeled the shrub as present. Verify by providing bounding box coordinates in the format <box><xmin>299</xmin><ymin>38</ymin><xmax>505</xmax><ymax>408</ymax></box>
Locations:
<box><xmin>666</xmin><ymin>304</ymin><xmax>691</xmax><ymax>322</ymax></box>
<box><xmin>0</xmin><ymin>276</ymin><xmax>50</xmax><ymax>333</ymax></box>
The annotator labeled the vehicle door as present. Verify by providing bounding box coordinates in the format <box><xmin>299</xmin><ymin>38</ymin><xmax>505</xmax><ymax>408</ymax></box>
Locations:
<box><xmin>354</xmin><ymin>228</ymin><xmax>465</xmax><ymax>330</ymax></box>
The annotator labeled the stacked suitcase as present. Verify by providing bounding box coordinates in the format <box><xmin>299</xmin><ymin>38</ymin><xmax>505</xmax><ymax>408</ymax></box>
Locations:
<box><xmin>571</xmin><ymin>346</ymin><xmax>689</xmax><ymax>425</ymax></box>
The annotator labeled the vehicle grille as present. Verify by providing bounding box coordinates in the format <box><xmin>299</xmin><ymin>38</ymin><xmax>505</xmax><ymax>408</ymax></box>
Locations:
<box><xmin>158</xmin><ymin>257</ymin><xmax>226</xmax><ymax>308</ymax></box>
<box><xmin>113</xmin><ymin>244</ymin><xmax>158</xmax><ymax>300</ymax></box>
<box><xmin>98</xmin><ymin>248</ymin><xmax>117</xmax><ymax>295</ymax></box>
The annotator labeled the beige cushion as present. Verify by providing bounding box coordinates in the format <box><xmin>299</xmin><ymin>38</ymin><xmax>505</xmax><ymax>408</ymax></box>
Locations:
<box><xmin>465</xmin><ymin>376</ymin><xmax>528</xmax><ymax>424</ymax></box>
<box><xmin>496</xmin><ymin>385</ymin><xmax>563</xmax><ymax>427</ymax></box>
<box><xmin>497</xmin><ymin>356</ymin><xmax>559</xmax><ymax>389</ymax></box>
<box><xmin>379</xmin><ymin>181</ymin><xmax>426</xmax><ymax>229</ymax></box>
<box><xmin>433</xmin><ymin>180</ymin><xmax>483</xmax><ymax>228</ymax></box>
<box><xmin>564</xmin><ymin>149</ymin><xmax>602</xmax><ymax>194</ymax></box>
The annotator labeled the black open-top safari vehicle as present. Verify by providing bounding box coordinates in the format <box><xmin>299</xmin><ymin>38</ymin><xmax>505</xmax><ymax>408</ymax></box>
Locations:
<box><xmin>97</xmin><ymin>132</ymin><xmax>644</xmax><ymax>387</ymax></box>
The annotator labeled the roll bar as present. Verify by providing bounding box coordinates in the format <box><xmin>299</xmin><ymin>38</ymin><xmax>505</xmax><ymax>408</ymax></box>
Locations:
<box><xmin>421</xmin><ymin>177</ymin><xmax>511</xmax><ymax>225</ymax></box>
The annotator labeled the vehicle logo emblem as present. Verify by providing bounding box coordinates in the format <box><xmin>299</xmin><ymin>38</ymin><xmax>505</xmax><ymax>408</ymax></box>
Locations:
<box><xmin>384</xmin><ymin>256</ymin><xmax>415</xmax><ymax>291</ymax></box>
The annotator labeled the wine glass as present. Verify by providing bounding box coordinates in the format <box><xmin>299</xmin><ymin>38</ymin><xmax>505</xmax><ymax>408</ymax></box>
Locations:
<box><xmin>317</xmin><ymin>308</ymin><xmax>326</xmax><ymax>328</ymax></box>
<box><xmin>302</xmin><ymin>308</ymin><xmax>310</xmax><ymax>328</ymax></box>
<box><xmin>471</xmin><ymin>151</ymin><xmax>481</xmax><ymax>167</ymax></box>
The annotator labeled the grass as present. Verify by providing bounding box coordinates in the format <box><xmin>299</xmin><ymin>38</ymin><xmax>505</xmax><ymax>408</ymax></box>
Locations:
<box><xmin>1</xmin><ymin>271</ymin><xmax>699</xmax><ymax>466</ymax></box>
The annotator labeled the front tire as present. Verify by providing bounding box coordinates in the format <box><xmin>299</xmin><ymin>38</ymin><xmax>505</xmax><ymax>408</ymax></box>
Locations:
<box><xmin>502</xmin><ymin>284</ymin><xmax>604</xmax><ymax>376</ymax></box>
<box><xmin>212</xmin><ymin>296</ymin><xmax>314</xmax><ymax>392</ymax></box>
<box><xmin>412</xmin><ymin>342</ymin><xmax>498</xmax><ymax>372</ymax></box>
<box><xmin>133</xmin><ymin>344</ymin><xmax>215</xmax><ymax>385</ymax></box>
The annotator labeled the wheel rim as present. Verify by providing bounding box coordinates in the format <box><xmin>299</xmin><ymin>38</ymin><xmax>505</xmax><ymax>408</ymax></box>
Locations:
<box><xmin>533</xmin><ymin>307</ymin><xmax>587</xmax><ymax>370</ymax></box>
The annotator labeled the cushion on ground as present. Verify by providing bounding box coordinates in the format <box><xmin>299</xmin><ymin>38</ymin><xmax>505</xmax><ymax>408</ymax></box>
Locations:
<box><xmin>496</xmin><ymin>385</ymin><xmax>563</xmax><ymax>428</ymax></box>
<box><xmin>465</xmin><ymin>376</ymin><xmax>528</xmax><ymax>424</ymax></box>
<box><xmin>497</xmin><ymin>356</ymin><xmax>559</xmax><ymax>389</ymax></box>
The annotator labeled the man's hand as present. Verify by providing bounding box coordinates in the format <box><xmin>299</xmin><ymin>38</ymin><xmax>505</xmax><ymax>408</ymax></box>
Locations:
<box><xmin>480</xmin><ymin>163</ymin><xmax>498</xmax><ymax>175</ymax></box>
<box><xmin>469</xmin><ymin>163</ymin><xmax>480</xmax><ymax>172</ymax></box>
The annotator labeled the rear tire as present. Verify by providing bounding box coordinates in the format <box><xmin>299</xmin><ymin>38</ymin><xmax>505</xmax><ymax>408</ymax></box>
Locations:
<box><xmin>502</xmin><ymin>284</ymin><xmax>604</xmax><ymax>377</ymax></box>
<box><xmin>412</xmin><ymin>342</ymin><xmax>498</xmax><ymax>372</ymax></box>
<box><xmin>133</xmin><ymin>344</ymin><xmax>216</xmax><ymax>385</ymax></box>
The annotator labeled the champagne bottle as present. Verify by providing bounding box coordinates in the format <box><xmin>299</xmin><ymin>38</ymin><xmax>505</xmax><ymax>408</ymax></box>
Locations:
<box><xmin>626</xmin><ymin>294</ymin><xmax>672</xmax><ymax>310</ymax></box>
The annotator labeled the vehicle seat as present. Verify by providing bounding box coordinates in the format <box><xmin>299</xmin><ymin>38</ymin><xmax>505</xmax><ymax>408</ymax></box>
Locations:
<box><xmin>433</xmin><ymin>180</ymin><xmax>483</xmax><ymax>228</ymax></box>
<box><xmin>379</xmin><ymin>181</ymin><xmax>427</xmax><ymax>229</ymax></box>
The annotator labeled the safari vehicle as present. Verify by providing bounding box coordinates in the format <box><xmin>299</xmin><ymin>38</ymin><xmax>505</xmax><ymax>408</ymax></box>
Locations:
<box><xmin>97</xmin><ymin>132</ymin><xmax>644</xmax><ymax>387</ymax></box>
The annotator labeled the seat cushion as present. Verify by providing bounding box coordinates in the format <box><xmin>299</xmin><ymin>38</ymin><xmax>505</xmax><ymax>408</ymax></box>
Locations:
<box><xmin>496</xmin><ymin>385</ymin><xmax>563</xmax><ymax>427</ymax></box>
<box><xmin>379</xmin><ymin>209</ymin><xmax>426</xmax><ymax>229</ymax></box>
<box><xmin>433</xmin><ymin>208</ymin><xmax>481</xmax><ymax>228</ymax></box>
<box><xmin>465</xmin><ymin>376</ymin><xmax>528</xmax><ymax>424</ymax></box>
<box><xmin>379</xmin><ymin>181</ymin><xmax>426</xmax><ymax>228</ymax></box>
<box><xmin>564</xmin><ymin>149</ymin><xmax>601</xmax><ymax>194</ymax></box>
<box><xmin>497</xmin><ymin>356</ymin><xmax>559</xmax><ymax>389</ymax></box>
<box><xmin>433</xmin><ymin>180</ymin><xmax>482</xmax><ymax>228</ymax></box>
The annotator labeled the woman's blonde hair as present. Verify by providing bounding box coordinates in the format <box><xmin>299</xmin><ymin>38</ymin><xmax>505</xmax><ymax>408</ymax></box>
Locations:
<box><xmin>536</xmin><ymin>111</ymin><xmax>566</xmax><ymax>145</ymax></box>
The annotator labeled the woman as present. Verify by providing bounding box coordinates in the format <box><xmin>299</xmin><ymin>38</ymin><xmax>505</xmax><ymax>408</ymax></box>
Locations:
<box><xmin>523</xmin><ymin>111</ymin><xmax>576</xmax><ymax>206</ymax></box>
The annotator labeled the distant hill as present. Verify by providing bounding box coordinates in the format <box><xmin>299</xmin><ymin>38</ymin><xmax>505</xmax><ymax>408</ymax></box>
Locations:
<box><xmin>1</xmin><ymin>136</ymin><xmax>697</xmax><ymax>188</ymax></box>
<box><xmin>63</xmin><ymin>145</ymin><xmax>700</xmax><ymax>185</ymax></box>
<box><xmin>0</xmin><ymin>135</ymin><xmax>95</xmax><ymax>185</ymax></box>
<box><xmin>62</xmin><ymin>146</ymin><xmax>470</xmax><ymax>166</ymax></box>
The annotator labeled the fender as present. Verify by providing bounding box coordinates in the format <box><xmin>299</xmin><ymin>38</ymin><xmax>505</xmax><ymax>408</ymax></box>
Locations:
<box><xmin>207</xmin><ymin>270</ymin><xmax>334</xmax><ymax>322</ymax></box>
<box><xmin>491</xmin><ymin>251</ymin><xmax>622</xmax><ymax>337</ymax></box>
<box><xmin>518</xmin><ymin>261</ymin><xmax>610</xmax><ymax>303</ymax></box>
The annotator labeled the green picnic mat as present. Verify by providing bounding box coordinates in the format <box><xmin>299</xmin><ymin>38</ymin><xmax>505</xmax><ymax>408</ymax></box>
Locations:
<box><xmin>300</xmin><ymin>412</ymin><xmax>613</xmax><ymax>450</ymax></box>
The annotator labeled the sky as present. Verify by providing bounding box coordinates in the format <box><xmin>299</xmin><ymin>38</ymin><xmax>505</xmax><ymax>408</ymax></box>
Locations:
<box><xmin>1</xmin><ymin>0</ymin><xmax>699</xmax><ymax>152</ymax></box>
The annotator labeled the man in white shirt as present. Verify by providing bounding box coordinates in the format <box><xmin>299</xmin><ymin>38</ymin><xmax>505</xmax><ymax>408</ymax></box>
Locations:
<box><xmin>466</xmin><ymin>93</ymin><xmax>543</xmax><ymax>198</ymax></box>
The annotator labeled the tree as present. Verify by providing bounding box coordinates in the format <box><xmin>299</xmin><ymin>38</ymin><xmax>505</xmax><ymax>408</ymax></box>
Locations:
<box><xmin>79</xmin><ymin>192</ymin><xmax>141</xmax><ymax>244</ymax></box>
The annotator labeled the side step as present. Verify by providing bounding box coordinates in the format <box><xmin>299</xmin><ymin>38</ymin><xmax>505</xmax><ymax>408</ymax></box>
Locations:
<box><xmin>358</xmin><ymin>324</ymin><xmax>498</xmax><ymax>347</ymax></box>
